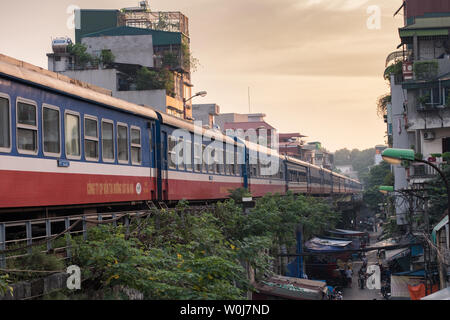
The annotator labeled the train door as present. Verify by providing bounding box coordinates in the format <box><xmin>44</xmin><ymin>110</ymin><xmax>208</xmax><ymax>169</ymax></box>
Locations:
<box><xmin>149</xmin><ymin>122</ymin><xmax>157</xmax><ymax>201</ymax></box>
<box><xmin>161</xmin><ymin>131</ymin><xmax>169</xmax><ymax>201</ymax></box>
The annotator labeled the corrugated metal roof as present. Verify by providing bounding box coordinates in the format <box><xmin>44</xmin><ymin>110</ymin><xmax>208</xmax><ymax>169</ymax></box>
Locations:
<box><xmin>82</xmin><ymin>26</ymin><xmax>183</xmax><ymax>46</ymax></box>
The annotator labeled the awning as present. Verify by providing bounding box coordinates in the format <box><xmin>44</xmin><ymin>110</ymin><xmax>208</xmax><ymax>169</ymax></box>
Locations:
<box><xmin>421</xmin><ymin>287</ymin><xmax>450</xmax><ymax>300</ymax></box>
<box><xmin>328</xmin><ymin>229</ymin><xmax>367</xmax><ymax>237</ymax></box>
<box><xmin>399</xmin><ymin>29</ymin><xmax>449</xmax><ymax>38</ymax></box>
<box><xmin>432</xmin><ymin>215</ymin><xmax>449</xmax><ymax>244</ymax></box>
<box><xmin>386</xmin><ymin>248</ymin><xmax>410</xmax><ymax>262</ymax></box>
<box><xmin>305</xmin><ymin>237</ymin><xmax>352</xmax><ymax>252</ymax></box>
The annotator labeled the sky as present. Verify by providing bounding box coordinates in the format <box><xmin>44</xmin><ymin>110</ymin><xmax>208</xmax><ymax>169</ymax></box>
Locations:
<box><xmin>0</xmin><ymin>0</ymin><xmax>405</xmax><ymax>152</ymax></box>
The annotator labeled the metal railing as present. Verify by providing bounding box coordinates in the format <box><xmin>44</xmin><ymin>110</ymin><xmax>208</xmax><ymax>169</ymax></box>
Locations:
<box><xmin>0</xmin><ymin>210</ymin><xmax>151</xmax><ymax>268</ymax></box>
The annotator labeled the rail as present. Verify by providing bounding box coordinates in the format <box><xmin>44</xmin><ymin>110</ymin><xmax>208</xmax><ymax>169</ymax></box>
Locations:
<box><xmin>0</xmin><ymin>210</ymin><xmax>152</xmax><ymax>268</ymax></box>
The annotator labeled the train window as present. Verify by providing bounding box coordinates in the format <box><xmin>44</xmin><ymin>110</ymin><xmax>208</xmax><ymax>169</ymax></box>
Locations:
<box><xmin>131</xmin><ymin>127</ymin><xmax>142</xmax><ymax>165</ymax></box>
<box><xmin>208</xmin><ymin>147</ymin><xmax>215</xmax><ymax>173</ymax></box>
<box><xmin>216</xmin><ymin>148</ymin><xmax>224</xmax><ymax>174</ymax></box>
<box><xmin>42</xmin><ymin>105</ymin><xmax>61</xmax><ymax>156</ymax></box>
<box><xmin>250</xmin><ymin>156</ymin><xmax>258</xmax><ymax>177</ymax></box>
<box><xmin>117</xmin><ymin>123</ymin><xmax>129</xmax><ymax>164</ymax></box>
<box><xmin>84</xmin><ymin>116</ymin><xmax>98</xmax><ymax>161</ymax></box>
<box><xmin>102</xmin><ymin>120</ymin><xmax>115</xmax><ymax>162</ymax></box>
<box><xmin>0</xmin><ymin>95</ymin><xmax>11</xmax><ymax>152</ymax></box>
<box><xmin>168</xmin><ymin>135</ymin><xmax>177</xmax><ymax>169</ymax></box>
<box><xmin>178</xmin><ymin>138</ymin><xmax>185</xmax><ymax>171</ymax></box>
<box><xmin>225</xmin><ymin>150</ymin><xmax>232</xmax><ymax>175</ymax></box>
<box><xmin>65</xmin><ymin>112</ymin><xmax>81</xmax><ymax>159</ymax></box>
<box><xmin>202</xmin><ymin>144</ymin><xmax>207</xmax><ymax>173</ymax></box>
<box><xmin>194</xmin><ymin>143</ymin><xmax>201</xmax><ymax>172</ymax></box>
<box><xmin>17</xmin><ymin>99</ymin><xmax>38</xmax><ymax>154</ymax></box>
<box><xmin>234</xmin><ymin>150</ymin><xmax>240</xmax><ymax>176</ymax></box>
<box><xmin>185</xmin><ymin>140</ymin><xmax>192</xmax><ymax>171</ymax></box>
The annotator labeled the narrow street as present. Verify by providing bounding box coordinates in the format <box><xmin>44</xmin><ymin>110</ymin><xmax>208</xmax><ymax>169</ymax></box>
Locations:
<box><xmin>343</xmin><ymin>228</ymin><xmax>383</xmax><ymax>300</ymax></box>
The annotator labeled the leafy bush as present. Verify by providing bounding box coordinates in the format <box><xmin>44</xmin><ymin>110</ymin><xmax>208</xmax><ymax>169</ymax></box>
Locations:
<box><xmin>8</xmin><ymin>249</ymin><xmax>65</xmax><ymax>281</ymax></box>
<box><xmin>0</xmin><ymin>274</ymin><xmax>13</xmax><ymax>297</ymax></box>
<box><xmin>68</xmin><ymin>192</ymin><xmax>340</xmax><ymax>300</ymax></box>
<box><xmin>414</xmin><ymin>61</ymin><xmax>438</xmax><ymax>80</ymax></box>
<box><xmin>136</xmin><ymin>67</ymin><xmax>175</xmax><ymax>96</ymax></box>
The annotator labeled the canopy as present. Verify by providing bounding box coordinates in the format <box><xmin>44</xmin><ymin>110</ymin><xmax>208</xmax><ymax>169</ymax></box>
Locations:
<box><xmin>305</xmin><ymin>237</ymin><xmax>352</xmax><ymax>252</ymax></box>
<box><xmin>432</xmin><ymin>215</ymin><xmax>448</xmax><ymax>244</ymax></box>
<box><xmin>328</xmin><ymin>229</ymin><xmax>367</xmax><ymax>237</ymax></box>
<box><xmin>386</xmin><ymin>248</ymin><xmax>410</xmax><ymax>262</ymax></box>
<box><xmin>421</xmin><ymin>287</ymin><xmax>450</xmax><ymax>300</ymax></box>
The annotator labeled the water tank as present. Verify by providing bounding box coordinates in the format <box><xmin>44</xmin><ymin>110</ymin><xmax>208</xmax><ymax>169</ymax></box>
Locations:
<box><xmin>52</xmin><ymin>37</ymin><xmax>73</xmax><ymax>54</ymax></box>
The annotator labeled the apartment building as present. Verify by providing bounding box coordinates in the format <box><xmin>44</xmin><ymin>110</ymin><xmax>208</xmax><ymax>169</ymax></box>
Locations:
<box><xmin>47</xmin><ymin>2</ymin><xmax>194</xmax><ymax>120</ymax></box>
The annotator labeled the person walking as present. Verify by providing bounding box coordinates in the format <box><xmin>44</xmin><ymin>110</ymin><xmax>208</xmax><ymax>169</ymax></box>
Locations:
<box><xmin>345</xmin><ymin>267</ymin><xmax>353</xmax><ymax>288</ymax></box>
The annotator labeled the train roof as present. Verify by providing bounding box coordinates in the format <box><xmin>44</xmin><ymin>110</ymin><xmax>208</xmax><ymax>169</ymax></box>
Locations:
<box><xmin>0</xmin><ymin>54</ymin><xmax>361</xmax><ymax>187</ymax></box>
<box><xmin>0</xmin><ymin>54</ymin><xmax>159</xmax><ymax>120</ymax></box>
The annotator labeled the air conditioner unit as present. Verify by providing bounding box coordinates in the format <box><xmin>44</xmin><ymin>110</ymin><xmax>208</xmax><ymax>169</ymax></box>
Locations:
<box><xmin>424</xmin><ymin>131</ymin><xmax>435</xmax><ymax>140</ymax></box>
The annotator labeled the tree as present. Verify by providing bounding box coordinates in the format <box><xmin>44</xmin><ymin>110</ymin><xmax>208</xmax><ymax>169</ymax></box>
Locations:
<box><xmin>334</xmin><ymin>147</ymin><xmax>376</xmax><ymax>179</ymax></box>
<box><xmin>67</xmin><ymin>192</ymin><xmax>340</xmax><ymax>300</ymax></box>
<box><xmin>377</xmin><ymin>94</ymin><xmax>391</xmax><ymax>117</ymax></box>
<box><xmin>136</xmin><ymin>67</ymin><xmax>175</xmax><ymax>97</ymax></box>
<box><xmin>362</xmin><ymin>161</ymin><xmax>393</xmax><ymax>212</ymax></box>
<box><xmin>100</xmin><ymin>49</ymin><xmax>115</xmax><ymax>66</ymax></box>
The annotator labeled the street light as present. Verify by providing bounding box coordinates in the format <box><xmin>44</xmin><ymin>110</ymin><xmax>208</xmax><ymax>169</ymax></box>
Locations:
<box><xmin>381</xmin><ymin>149</ymin><xmax>449</xmax><ymax>216</ymax></box>
<box><xmin>183</xmin><ymin>91</ymin><xmax>207</xmax><ymax>120</ymax></box>
<box><xmin>379</xmin><ymin>185</ymin><xmax>395</xmax><ymax>194</ymax></box>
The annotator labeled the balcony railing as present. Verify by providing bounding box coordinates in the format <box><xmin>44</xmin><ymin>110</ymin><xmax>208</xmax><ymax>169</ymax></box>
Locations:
<box><xmin>409</xmin><ymin>163</ymin><xmax>441</xmax><ymax>180</ymax></box>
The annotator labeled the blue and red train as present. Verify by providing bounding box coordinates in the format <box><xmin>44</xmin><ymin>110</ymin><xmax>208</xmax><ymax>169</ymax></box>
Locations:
<box><xmin>0</xmin><ymin>55</ymin><xmax>362</xmax><ymax>216</ymax></box>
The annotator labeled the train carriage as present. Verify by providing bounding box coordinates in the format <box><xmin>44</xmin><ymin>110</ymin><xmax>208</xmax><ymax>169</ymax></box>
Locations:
<box><xmin>0</xmin><ymin>54</ymin><xmax>362</xmax><ymax>216</ymax></box>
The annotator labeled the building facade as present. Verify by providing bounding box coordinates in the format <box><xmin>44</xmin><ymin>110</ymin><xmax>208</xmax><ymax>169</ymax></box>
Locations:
<box><xmin>48</xmin><ymin>2</ymin><xmax>194</xmax><ymax>120</ymax></box>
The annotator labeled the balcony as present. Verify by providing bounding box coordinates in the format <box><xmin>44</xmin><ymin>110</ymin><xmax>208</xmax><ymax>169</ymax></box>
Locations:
<box><xmin>408</xmin><ymin>163</ymin><xmax>441</xmax><ymax>182</ymax></box>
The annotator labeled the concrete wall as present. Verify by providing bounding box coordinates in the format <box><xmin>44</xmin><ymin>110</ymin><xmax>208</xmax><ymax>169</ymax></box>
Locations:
<box><xmin>48</xmin><ymin>56</ymin><xmax>72</xmax><ymax>73</ymax></box>
<box><xmin>391</xmin><ymin>75</ymin><xmax>411</xmax><ymax>225</ymax></box>
<box><xmin>421</xmin><ymin>127</ymin><xmax>450</xmax><ymax>157</ymax></box>
<box><xmin>62</xmin><ymin>69</ymin><xmax>118</xmax><ymax>92</ymax></box>
<box><xmin>215</xmin><ymin>113</ymin><xmax>248</xmax><ymax>131</ymax></box>
<box><xmin>82</xmin><ymin>35</ymin><xmax>154</xmax><ymax>68</ymax></box>
<box><xmin>114</xmin><ymin>89</ymin><xmax>166</xmax><ymax>113</ymax></box>
<box><xmin>192</xmin><ymin>104</ymin><xmax>220</xmax><ymax>128</ymax></box>
<box><xmin>0</xmin><ymin>272</ymin><xmax>68</xmax><ymax>300</ymax></box>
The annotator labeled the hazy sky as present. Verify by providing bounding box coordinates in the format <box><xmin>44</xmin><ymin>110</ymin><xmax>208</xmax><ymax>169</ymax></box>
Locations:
<box><xmin>0</xmin><ymin>0</ymin><xmax>404</xmax><ymax>151</ymax></box>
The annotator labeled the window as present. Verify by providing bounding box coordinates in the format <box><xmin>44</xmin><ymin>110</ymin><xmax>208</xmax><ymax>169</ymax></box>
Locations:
<box><xmin>0</xmin><ymin>95</ymin><xmax>10</xmax><ymax>152</ymax></box>
<box><xmin>102</xmin><ymin>120</ymin><xmax>114</xmax><ymax>162</ymax></box>
<box><xmin>225</xmin><ymin>150</ymin><xmax>232</xmax><ymax>175</ymax></box>
<box><xmin>185</xmin><ymin>140</ymin><xmax>192</xmax><ymax>171</ymax></box>
<box><xmin>42</xmin><ymin>105</ymin><xmax>60</xmax><ymax>156</ymax></box>
<box><xmin>216</xmin><ymin>148</ymin><xmax>224</xmax><ymax>174</ymax></box>
<box><xmin>131</xmin><ymin>127</ymin><xmax>142</xmax><ymax>165</ymax></box>
<box><xmin>168</xmin><ymin>135</ymin><xmax>177</xmax><ymax>169</ymax></box>
<box><xmin>194</xmin><ymin>143</ymin><xmax>202</xmax><ymax>172</ymax></box>
<box><xmin>65</xmin><ymin>112</ymin><xmax>80</xmax><ymax>158</ymax></box>
<box><xmin>208</xmin><ymin>147</ymin><xmax>215</xmax><ymax>173</ymax></box>
<box><xmin>17</xmin><ymin>99</ymin><xmax>38</xmax><ymax>154</ymax></box>
<box><xmin>202</xmin><ymin>144</ymin><xmax>207</xmax><ymax>173</ymax></box>
<box><xmin>235</xmin><ymin>148</ymin><xmax>242</xmax><ymax>176</ymax></box>
<box><xmin>117</xmin><ymin>123</ymin><xmax>129</xmax><ymax>163</ymax></box>
<box><xmin>178</xmin><ymin>138</ymin><xmax>185</xmax><ymax>171</ymax></box>
<box><xmin>84</xmin><ymin>116</ymin><xmax>98</xmax><ymax>161</ymax></box>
